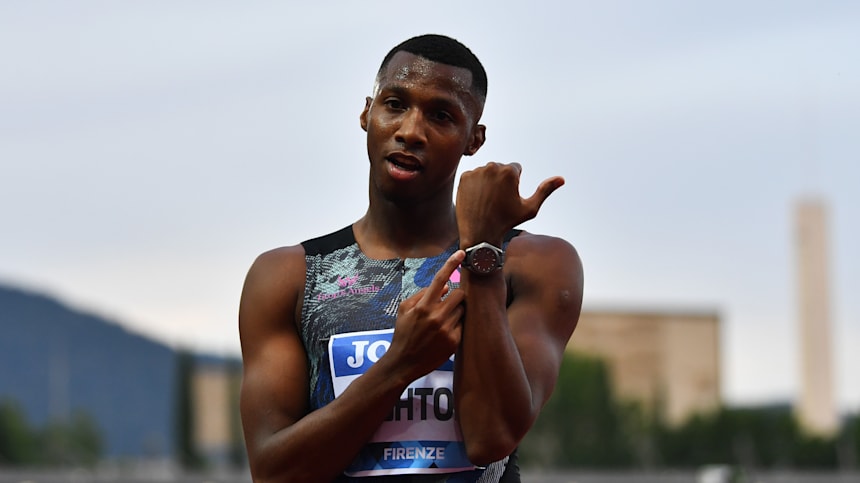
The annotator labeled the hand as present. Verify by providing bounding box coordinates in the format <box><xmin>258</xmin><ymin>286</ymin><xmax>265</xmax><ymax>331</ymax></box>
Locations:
<box><xmin>386</xmin><ymin>250</ymin><xmax>466</xmax><ymax>382</ymax></box>
<box><xmin>456</xmin><ymin>162</ymin><xmax>564</xmax><ymax>246</ymax></box>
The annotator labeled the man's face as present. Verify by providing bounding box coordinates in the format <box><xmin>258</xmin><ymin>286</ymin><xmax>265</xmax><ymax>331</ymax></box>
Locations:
<box><xmin>360</xmin><ymin>51</ymin><xmax>485</xmax><ymax>204</ymax></box>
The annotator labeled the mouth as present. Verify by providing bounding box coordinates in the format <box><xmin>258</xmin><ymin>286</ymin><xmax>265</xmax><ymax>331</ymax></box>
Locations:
<box><xmin>386</xmin><ymin>153</ymin><xmax>423</xmax><ymax>174</ymax></box>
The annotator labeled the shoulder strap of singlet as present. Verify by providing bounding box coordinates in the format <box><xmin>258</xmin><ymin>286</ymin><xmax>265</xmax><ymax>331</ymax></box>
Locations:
<box><xmin>503</xmin><ymin>229</ymin><xmax>524</xmax><ymax>309</ymax></box>
<box><xmin>504</xmin><ymin>228</ymin><xmax>523</xmax><ymax>244</ymax></box>
<box><xmin>301</xmin><ymin>225</ymin><xmax>355</xmax><ymax>256</ymax></box>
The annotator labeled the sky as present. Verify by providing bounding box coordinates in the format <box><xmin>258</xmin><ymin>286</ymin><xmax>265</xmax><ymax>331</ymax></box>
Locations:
<box><xmin>1</xmin><ymin>1</ymin><xmax>858</xmax><ymax>412</ymax></box>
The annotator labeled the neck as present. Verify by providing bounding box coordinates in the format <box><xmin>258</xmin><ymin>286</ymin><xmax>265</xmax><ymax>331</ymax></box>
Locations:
<box><xmin>355</xmin><ymin>192</ymin><xmax>459</xmax><ymax>260</ymax></box>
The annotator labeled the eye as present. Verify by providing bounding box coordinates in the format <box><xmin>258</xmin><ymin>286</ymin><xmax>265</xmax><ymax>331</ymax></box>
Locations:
<box><xmin>383</xmin><ymin>98</ymin><xmax>404</xmax><ymax>110</ymax></box>
<box><xmin>433</xmin><ymin>110</ymin><xmax>454</xmax><ymax>122</ymax></box>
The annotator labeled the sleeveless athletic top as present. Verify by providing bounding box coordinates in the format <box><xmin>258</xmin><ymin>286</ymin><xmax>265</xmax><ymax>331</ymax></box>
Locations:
<box><xmin>300</xmin><ymin>226</ymin><xmax>522</xmax><ymax>483</ymax></box>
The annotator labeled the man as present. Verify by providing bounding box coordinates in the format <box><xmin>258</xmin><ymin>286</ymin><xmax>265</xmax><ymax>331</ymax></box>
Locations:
<box><xmin>239</xmin><ymin>34</ymin><xmax>583</xmax><ymax>482</ymax></box>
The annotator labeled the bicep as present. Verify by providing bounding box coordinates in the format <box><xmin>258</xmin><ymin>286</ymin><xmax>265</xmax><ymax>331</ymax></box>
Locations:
<box><xmin>240</xmin><ymin>328</ymin><xmax>309</xmax><ymax>452</ymax></box>
<box><xmin>507</xmin><ymin>237</ymin><xmax>583</xmax><ymax>407</ymax></box>
<box><xmin>238</xmin><ymin>248</ymin><xmax>310</xmax><ymax>457</ymax></box>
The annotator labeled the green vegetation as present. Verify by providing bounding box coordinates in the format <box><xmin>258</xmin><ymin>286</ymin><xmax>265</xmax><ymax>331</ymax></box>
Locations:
<box><xmin>520</xmin><ymin>352</ymin><xmax>633</xmax><ymax>467</ymax></box>
<box><xmin>0</xmin><ymin>399</ymin><xmax>102</xmax><ymax>467</ymax></box>
<box><xmin>520</xmin><ymin>352</ymin><xmax>860</xmax><ymax>470</ymax></box>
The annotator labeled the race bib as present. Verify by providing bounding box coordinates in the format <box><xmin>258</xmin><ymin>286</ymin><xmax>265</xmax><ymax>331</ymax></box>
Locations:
<box><xmin>328</xmin><ymin>328</ymin><xmax>476</xmax><ymax>477</ymax></box>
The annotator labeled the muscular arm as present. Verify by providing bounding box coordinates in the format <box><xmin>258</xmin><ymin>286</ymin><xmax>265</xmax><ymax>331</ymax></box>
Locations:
<box><xmin>454</xmin><ymin>162</ymin><xmax>583</xmax><ymax>464</ymax></box>
<box><xmin>239</xmin><ymin>245</ymin><xmax>467</xmax><ymax>482</ymax></box>
<box><xmin>455</xmin><ymin>234</ymin><xmax>583</xmax><ymax>464</ymax></box>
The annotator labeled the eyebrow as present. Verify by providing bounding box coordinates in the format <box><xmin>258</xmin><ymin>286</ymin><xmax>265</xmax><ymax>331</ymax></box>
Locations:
<box><xmin>381</xmin><ymin>85</ymin><xmax>470</xmax><ymax>113</ymax></box>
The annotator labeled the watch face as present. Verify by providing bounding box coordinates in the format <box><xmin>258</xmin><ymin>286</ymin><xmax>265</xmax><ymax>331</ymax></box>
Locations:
<box><xmin>470</xmin><ymin>246</ymin><xmax>499</xmax><ymax>274</ymax></box>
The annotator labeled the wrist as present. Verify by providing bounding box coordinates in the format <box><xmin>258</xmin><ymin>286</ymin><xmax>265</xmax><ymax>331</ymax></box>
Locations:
<box><xmin>459</xmin><ymin>234</ymin><xmax>504</xmax><ymax>250</ymax></box>
<box><xmin>461</xmin><ymin>241</ymin><xmax>505</xmax><ymax>276</ymax></box>
<box><xmin>373</xmin><ymin>351</ymin><xmax>419</xmax><ymax>390</ymax></box>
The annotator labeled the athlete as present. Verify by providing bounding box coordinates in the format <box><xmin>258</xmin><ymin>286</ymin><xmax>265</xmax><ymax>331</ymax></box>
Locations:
<box><xmin>238</xmin><ymin>34</ymin><xmax>583</xmax><ymax>482</ymax></box>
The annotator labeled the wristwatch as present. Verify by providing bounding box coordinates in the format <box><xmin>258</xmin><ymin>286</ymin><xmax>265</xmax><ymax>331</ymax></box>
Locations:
<box><xmin>462</xmin><ymin>242</ymin><xmax>505</xmax><ymax>275</ymax></box>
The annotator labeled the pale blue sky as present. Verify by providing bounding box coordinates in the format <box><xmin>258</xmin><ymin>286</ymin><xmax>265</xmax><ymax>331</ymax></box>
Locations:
<box><xmin>1</xmin><ymin>1</ymin><xmax>858</xmax><ymax>411</ymax></box>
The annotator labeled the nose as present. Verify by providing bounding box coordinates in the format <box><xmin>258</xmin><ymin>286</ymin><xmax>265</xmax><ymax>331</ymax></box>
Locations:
<box><xmin>394</xmin><ymin>109</ymin><xmax>427</xmax><ymax>147</ymax></box>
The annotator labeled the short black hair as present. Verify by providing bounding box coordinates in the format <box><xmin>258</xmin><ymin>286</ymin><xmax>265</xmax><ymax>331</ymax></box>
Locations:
<box><xmin>377</xmin><ymin>34</ymin><xmax>487</xmax><ymax>105</ymax></box>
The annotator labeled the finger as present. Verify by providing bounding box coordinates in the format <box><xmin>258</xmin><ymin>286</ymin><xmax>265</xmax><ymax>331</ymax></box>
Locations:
<box><xmin>434</xmin><ymin>299</ymin><xmax>464</xmax><ymax>335</ymax></box>
<box><xmin>399</xmin><ymin>287</ymin><xmax>426</xmax><ymax>312</ymax></box>
<box><xmin>436</xmin><ymin>283</ymin><xmax>454</xmax><ymax>302</ymax></box>
<box><xmin>441</xmin><ymin>287</ymin><xmax>465</xmax><ymax>307</ymax></box>
<box><xmin>421</xmin><ymin>250</ymin><xmax>465</xmax><ymax>305</ymax></box>
<box><xmin>508</xmin><ymin>162</ymin><xmax>522</xmax><ymax>176</ymax></box>
<box><xmin>523</xmin><ymin>176</ymin><xmax>565</xmax><ymax>213</ymax></box>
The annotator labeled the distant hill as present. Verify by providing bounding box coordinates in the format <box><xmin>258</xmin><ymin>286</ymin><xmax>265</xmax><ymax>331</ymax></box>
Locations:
<box><xmin>0</xmin><ymin>284</ymin><xmax>194</xmax><ymax>458</ymax></box>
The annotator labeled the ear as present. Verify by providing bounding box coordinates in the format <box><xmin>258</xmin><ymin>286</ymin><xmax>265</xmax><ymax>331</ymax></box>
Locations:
<box><xmin>463</xmin><ymin>124</ymin><xmax>486</xmax><ymax>156</ymax></box>
<box><xmin>359</xmin><ymin>96</ymin><xmax>372</xmax><ymax>132</ymax></box>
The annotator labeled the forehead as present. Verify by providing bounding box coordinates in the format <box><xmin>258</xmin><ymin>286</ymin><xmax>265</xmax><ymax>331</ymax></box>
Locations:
<box><xmin>375</xmin><ymin>51</ymin><xmax>477</xmax><ymax>105</ymax></box>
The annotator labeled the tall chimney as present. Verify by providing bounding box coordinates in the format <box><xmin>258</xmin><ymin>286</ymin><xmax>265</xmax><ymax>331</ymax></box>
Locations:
<box><xmin>795</xmin><ymin>199</ymin><xmax>837</xmax><ymax>436</ymax></box>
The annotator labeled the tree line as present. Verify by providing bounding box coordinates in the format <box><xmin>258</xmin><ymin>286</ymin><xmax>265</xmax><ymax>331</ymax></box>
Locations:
<box><xmin>0</xmin><ymin>399</ymin><xmax>101</xmax><ymax>467</ymax></box>
<box><xmin>519</xmin><ymin>352</ymin><xmax>860</xmax><ymax>470</ymax></box>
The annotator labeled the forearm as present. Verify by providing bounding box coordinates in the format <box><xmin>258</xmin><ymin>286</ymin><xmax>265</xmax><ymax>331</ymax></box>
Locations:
<box><xmin>454</xmin><ymin>271</ymin><xmax>536</xmax><ymax>464</ymax></box>
<box><xmin>248</xmin><ymin>358</ymin><xmax>410</xmax><ymax>483</ymax></box>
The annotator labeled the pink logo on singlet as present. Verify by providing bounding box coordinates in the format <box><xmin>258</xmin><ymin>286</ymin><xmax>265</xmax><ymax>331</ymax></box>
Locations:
<box><xmin>337</xmin><ymin>274</ymin><xmax>359</xmax><ymax>288</ymax></box>
<box><xmin>318</xmin><ymin>274</ymin><xmax>380</xmax><ymax>302</ymax></box>
<box><xmin>448</xmin><ymin>268</ymin><xmax>461</xmax><ymax>284</ymax></box>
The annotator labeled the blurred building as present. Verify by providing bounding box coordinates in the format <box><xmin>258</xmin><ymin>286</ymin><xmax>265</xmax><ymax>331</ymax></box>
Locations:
<box><xmin>567</xmin><ymin>308</ymin><xmax>721</xmax><ymax>426</ymax></box>
<box><xmin>795</xmin><ymin>199</ymin><xmax>838</xmax><ymax>436</ymax></box>
<box><xmin>190</xmin><ymin>358</ymin><xmax>244</xmax><ymax>467</ymax></box>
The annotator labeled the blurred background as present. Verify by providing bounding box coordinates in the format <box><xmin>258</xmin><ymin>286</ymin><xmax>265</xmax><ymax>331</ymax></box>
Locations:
<box><xmin>1</xmin><ymin>1</ymin><xmax>858</xmax><ymax>481</ymax></box>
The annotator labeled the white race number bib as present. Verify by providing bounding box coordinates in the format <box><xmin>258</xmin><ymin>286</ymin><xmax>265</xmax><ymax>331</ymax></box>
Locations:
<box><xmin>328</xmin><ymin>328</ymin><xmax>476</xmax><ymax>477</ymax></box>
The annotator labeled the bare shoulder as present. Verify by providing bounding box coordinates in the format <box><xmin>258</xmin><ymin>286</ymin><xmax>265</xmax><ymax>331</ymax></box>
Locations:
<box><xmin>505</xmin><ymin>231</ymin><xmax>584</xmax><ymax>337</ymax></box>
<box><xmin>241</xmin><ymin>244</ymin><xmax>307</xmax><ymax>303</ymax></box>
<box><xmin>245</xmin><ymin>244</ymin><xmax>307</xmax><ymax>283</ymax></box>
<box><xmin>239</xmin><ymin>244</ymin><xmax>308</xmax><ymax>348</ymax></box>
<box><xmin>506</xmin><ymin>231</ymin><xmax>583</xmax><ymax>284</ymax></box>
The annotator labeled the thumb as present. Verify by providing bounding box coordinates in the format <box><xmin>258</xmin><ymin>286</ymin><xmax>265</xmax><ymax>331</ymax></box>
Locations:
<box><xmin>523</xmin><ymin>176</ymin><xmax>565</xmax><ymax>213</ymax></box>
